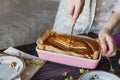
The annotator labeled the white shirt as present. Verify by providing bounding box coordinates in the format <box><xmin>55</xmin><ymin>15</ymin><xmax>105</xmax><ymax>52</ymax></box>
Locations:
<box><xmin>53</xmin><ymin>0</ymin><xmax>120</xmax><ymax>34</ymax></box>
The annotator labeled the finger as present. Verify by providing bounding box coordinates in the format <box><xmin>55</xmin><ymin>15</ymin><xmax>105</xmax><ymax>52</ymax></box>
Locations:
<box><xmin>72</xmin><ymin>0</ymin><xmax>84</xmax><ymax>26</ymax></box>
<box><xmin>105</xmin><ymin>36</ymin><xmax>116</xmax><ymax>56</ymax></box>
<box><xmin>68</xmin><ymin>3</ymin><xmax>75</xmax><ymax>16</ymax></box>
<box><xmin>99</xmin><ymin>36</ymin><xmax>108</xmax><ymax>56</ymax></box>
<box><xmin>105</xmin><ymin>36</ymin><xmax>114</xmax><ymax>56</ymax></box>
<box><xmin>65</xmin><ymin>0</ymin><xmax>75</xmax><ymax>16</ymax></box>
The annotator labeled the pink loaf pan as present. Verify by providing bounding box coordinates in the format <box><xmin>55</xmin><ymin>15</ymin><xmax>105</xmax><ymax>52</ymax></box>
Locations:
<box><xmin>36</xmin><ymin>47</ymin><xmax>101</xmax><ymax>69</ymax></box>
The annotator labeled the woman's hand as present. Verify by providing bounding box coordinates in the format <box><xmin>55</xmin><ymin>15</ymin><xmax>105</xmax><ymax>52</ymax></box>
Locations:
<box><xmin>99</xmin><ymin>28</ymin><xmax>116</xmax><ymax>57</ymax></box>
<box><xmin>65</xmin><ymin>0</ymin><xmax>85</xmax><ymax>26</ymax></box>
<box><xmin>99</xmin><ymin>12</ymin><xmax>120</xmax><ymax>57</ymax></box>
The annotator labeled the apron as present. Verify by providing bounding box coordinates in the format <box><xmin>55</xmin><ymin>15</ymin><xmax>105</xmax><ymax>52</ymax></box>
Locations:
<box><xmin>53</xmin><ymin>0</ymin><xmax>120</xmax><ymax>34</ymax></box>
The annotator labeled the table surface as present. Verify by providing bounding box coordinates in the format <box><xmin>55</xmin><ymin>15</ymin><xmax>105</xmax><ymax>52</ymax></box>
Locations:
<box><xmin>11</xmin><ymin>42</ymin><xmax>120</xmax><ymax>80</ymax></box>
<box><xmin>0</xmin><ymin>33</ymin><xmax>120</xmax><ymax>80</ymax></box>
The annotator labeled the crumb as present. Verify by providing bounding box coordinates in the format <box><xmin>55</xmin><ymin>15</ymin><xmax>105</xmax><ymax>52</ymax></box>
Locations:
<box><xmin>90</xmin><ymin>74</ymin><xmax>99</xmax><ymax>80</ymax></box>
<box><xmin>118</xmin><ymin>59</ymin><xmax>120</xmax><ymax>65</ymax></box>
<box><xmin>64</xmin><ymin>76</ymin><xmax>74</xmax><ymax>80</ymax></box>
<box><xmin>9</xmin><ymin>62</ymin><xmax>16</xmax><ymax>68</ymax></box>
<box><xmin>79</xmin><ymin>68</ymin><xmax>85</xmax><ymax>74</ymax></box>
<box><xmin>92</xmin><ymin>74</ymin><xmax>97</xmax><ymax>79</ymax></box>
<box><xmin>61</xmin><ymin>71</ymin><xmax>68</xmax><ymax>77</ymax></box>
<box><xmin>18</xmin><ymin>52</ymin><xmax>23</xmax><ymax>57</ymax></box>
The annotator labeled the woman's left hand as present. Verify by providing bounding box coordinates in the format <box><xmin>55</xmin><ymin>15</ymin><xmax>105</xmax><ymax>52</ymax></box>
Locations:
<box><xmin>98</xmin><ymin>28</ymin><xmax>116</xmax><ymax>57</ymax></box>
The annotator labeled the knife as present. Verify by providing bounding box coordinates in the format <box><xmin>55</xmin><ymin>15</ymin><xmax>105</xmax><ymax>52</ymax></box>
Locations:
<box><xmin>68</xmin><ymin>25</ymin><xmax>74</xmax><ymax>51</ymax></box>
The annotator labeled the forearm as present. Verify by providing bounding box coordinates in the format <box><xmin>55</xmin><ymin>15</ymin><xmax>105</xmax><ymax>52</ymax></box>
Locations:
<box><xmin>102</xmin><ymin>12</ymin><xmax>120</xmax><ymax>33</ymax></box>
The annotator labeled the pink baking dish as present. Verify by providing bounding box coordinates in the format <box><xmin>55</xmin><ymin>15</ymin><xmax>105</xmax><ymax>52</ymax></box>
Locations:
<box><xmin>36</xmin><ymin>47</ymin><xmax>101</xmax><ymax>69</ymax></box>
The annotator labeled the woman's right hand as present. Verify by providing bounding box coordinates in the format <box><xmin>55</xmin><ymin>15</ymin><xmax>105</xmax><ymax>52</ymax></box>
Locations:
<box><xmin>65</xmin><ymin>0</ymin><xmax>85</xmax><ymax>26</ymax></box>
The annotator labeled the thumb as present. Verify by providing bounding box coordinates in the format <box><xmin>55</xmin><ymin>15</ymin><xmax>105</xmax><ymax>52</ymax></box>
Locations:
<box><xmin>99</xmin><ymin>37</ymin><xmax>108</xmax><ymax>56</ymax></box>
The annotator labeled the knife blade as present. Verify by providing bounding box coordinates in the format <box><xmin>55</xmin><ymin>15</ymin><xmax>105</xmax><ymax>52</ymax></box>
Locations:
<box><xmin>68</xmin><ymin>25</ymin><xmax>74</xmax><ymax>51</ymax></box>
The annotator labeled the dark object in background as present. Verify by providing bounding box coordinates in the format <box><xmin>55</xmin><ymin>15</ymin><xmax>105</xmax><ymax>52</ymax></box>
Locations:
<box><xmin>80</xmin><ymin>32</ymin><xmax>98</xmax><ymax>39</ymax></box>
<box><xmin>113</xmin><ymin>34</ymin><xmax>120</xmax><ymax>47</ymax></box>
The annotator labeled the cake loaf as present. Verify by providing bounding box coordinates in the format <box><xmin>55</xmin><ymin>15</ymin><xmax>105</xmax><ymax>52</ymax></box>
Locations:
<box><xmin>37</xmin><ymin>29</ymin><xmax>100</xmax><ymax>60</ymax></box>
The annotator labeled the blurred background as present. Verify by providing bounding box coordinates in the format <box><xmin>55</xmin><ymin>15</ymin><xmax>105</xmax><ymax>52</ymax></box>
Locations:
<box><xmin>0</xmin><ymin>0</ymin><xmax>59</xmax><ymax>49</ymax></box>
